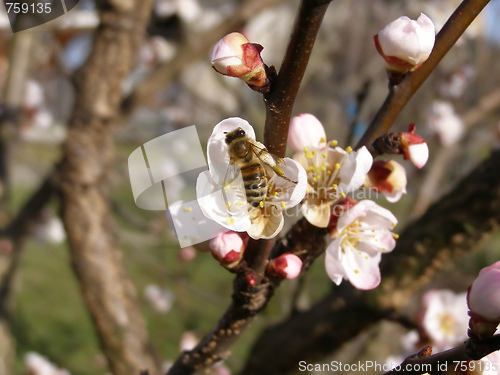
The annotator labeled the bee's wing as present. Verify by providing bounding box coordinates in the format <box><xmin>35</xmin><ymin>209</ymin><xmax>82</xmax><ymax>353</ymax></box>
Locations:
<box><xmin>248</xmin><ymin>141</ymin><xmax>297</xmax><ymax>184</ymax></box>
<box><xmin>221</xmin><ymin>159</ymin><xmax>242</xmax><ymax>188</ymax></box>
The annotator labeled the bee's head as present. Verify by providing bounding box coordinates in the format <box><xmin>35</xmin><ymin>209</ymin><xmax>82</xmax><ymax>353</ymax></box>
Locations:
<box><xmin>224</xmin><ymin>127</ymin><xmax>246</xmax><ymax>144</ymax></box>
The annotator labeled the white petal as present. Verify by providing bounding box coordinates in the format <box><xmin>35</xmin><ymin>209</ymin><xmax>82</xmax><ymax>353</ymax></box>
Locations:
<box><xmin>196</xmin><ymin>170</ymin><xmax>251</xmax><ymax>232</ymax></box>
<box><xmin>408</xmin><ymin>142</ymin><xmax>429</xmax><ymax>169</ymax></box>
<box><xmin>338</xmin><ymin>146</ymin><xmax>373</xmax><ymax>193</ymax></box>
<box><xmin>207</xmin><ymin>117</ymin><xmax>256</xmax><ymax>184</ymax></box>
<box><xmin>325</xmin><ymin>238</ymin><xmax>347</xmax><ymax>285</ymax></box>
<box><xmin>343</xmin><ymin>249</ymin><xmax>382</xmax><ymax>290</ymax></box>
<box><xmin>270</xmin><ymin>158</ymin><xmax>307</xmax><ymax>207</ymax></box>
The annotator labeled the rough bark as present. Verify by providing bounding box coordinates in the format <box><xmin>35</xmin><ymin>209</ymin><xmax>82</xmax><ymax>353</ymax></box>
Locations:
<box><xmin>59</xmin><ymin>2</ymin><xmax>159</xmax><ymax>375</ymax></box>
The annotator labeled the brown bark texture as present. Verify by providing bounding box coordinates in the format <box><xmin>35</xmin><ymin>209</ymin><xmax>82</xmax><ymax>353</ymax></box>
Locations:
<box><xmin>59</xmin><ymin>2</ymin><xmax>159</xmax><ymax>375</ymax></box>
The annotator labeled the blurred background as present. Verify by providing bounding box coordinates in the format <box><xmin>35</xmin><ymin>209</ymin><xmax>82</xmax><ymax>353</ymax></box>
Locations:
<box><xmin>0</xmin><ymin>0</ymin><xmax>500</xmax><ymax>374</ymax></box>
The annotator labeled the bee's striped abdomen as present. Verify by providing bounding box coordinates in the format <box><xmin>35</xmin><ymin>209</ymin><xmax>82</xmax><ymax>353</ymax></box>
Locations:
<box><xmin>239</xmin><ymin>161</ymin><xmax>267</xmax><ymax>207</ymax></box>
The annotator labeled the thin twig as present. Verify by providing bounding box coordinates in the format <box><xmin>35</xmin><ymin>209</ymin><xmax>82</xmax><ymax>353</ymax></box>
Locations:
<box><xmin>355</xmin><ymin>0</ymin><xmax>490</xmax><ymax>153</ymax></box>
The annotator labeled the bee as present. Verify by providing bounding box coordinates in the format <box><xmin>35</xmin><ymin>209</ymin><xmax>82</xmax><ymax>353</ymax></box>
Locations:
<box><xmin>224</xmin><ymin>127</ymin><xmax>297</xmax><ymax>208</ymax></box>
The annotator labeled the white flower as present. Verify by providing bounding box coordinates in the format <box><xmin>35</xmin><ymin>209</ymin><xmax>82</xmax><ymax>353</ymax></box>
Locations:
<box><xmin>143</xmin><ymin>284</ymin><xmax>175</xmax><ymax>314</ymax></box>
<box><xmin>294</xmin><ymin>145</ymin><xmax>373</xmax><ymax>228</ymax></box>
<box><xmin>375</xmin><ymin>13</ymin><xmax>435</xmax><ymax>73</ymax></box>
<box><xmin>427</xmin><ymin>100</ymin><xmax>464</xmax><ymax>146</ymax></box>
<box><xmin>420</xmin><ymin>289</ymin><xmax>469</xmax><ymax>350</ymax></box>
<box><xmin>325</xmin><ymin>200</ymin><xmax>397</xmax><ymax>290</ymax></box>
<box><xmin>196</xmin><ymin>118</ymin><xmax>307</xmax><ymax>239</ymax></box>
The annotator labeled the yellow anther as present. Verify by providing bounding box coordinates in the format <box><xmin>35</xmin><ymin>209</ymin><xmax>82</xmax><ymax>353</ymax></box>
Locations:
<box><xmin>327</xmin><ymin>170</ymin><xmax>331</xmax><ymax>175</ymax></box>
<box><xmin>340</xmin><ymin>192</ymin><xmax>346</xmax><ymax>198</ymax></box>
<box><xmin>346</xmin><ymin>146</ymin><xmax>353</xmax><ymax>154</ymax></box>
<box><xmin>312</xmin><ymin>177</ymin><xmax>317</xmax><ymax>182</ymax></box>
<box><xmin>322</xmin><ymin>152</ymin><xmax>327</xmax><ymax>158</ymax></box>
<box><xmin>331</xmin><ymin>183</ymin><xmax>338</xmax><ymax>189</ymax></box>
<box><xmin>334</xmin><ymin>163</ymin><xmax>341</xmax><ymax>170</ymax></box>
<box><xmin>274</xmin><ymin>192</ymin><xmax>279</xmax><ymax>197</ymax></box>
<box><xmin>305</xmin><ymin>152</ymin><xmax>313</xmax><ymax>159</ymax></box>
<box><xmin>330</xmin><ymin>140</ymin><xmax>338</xmax><ymax>147</ymax></box>
<box><xmin>303</xmin><ymin>147</ymin><xmax>309</xmax><ymax>153</ymax></box>
<box><xmin>226</xmin><ymin>202</ymin><xmax>232</xmax><ymax>210</ymax></box>
<box><xmin>320</xmin><ymin>137</ymin><xmax>326</xmax><ymax>143</ymax></box>
<box><xmin>226</xmin><ymin>217</ymin><xmax>235</xmax><ymax>225</ymax></box>
<box><xmin>392</xmin><ymin>233</ymin><xmax>400</xmax><ymax>239</ymax></box>
<box><xmin>312</xmin><ymin>150</ymin><xmax>317</xmax><ymax>155</ymax></box>
<box><xmin>259</xmin><ymin>201</ymin><xmax>264</xmax><ymax>208</ymax></box>
<box><xmin>306</xmin><ymin>185</ymin><xmax>311</xmax><ymax>193</ymax></box>
<box><xmin>354</xmin><ymin>269</ymin><xmax>359</xmax><ymax>274</ymax></box>
<box><xmin>281</xmin><ymin>201</ymin><xmax>286</xmax><ymax>209</ymax></box>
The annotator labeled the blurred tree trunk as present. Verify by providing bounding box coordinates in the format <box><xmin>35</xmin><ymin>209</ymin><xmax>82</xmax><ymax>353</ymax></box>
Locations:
<box><xmin>59</xmin><ymin>1</ymin><xmax>160</xmax><ymax>375</ymax></box>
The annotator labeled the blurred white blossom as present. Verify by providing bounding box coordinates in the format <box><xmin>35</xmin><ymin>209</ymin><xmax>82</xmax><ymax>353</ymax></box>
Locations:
<box><xmin>144</xmin><ymin>284</ymin><xmax>175</xmax><ymax>313</ymax></box>
<box><xmin>427</xmin><ymin>101</ymin><xmax>464</xmax><ymax>146</ymax></box>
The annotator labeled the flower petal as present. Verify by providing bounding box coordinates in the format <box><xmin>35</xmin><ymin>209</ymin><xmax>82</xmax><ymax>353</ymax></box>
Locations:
<box><xmin>302</xmin><ymin>200</ymin><xmax>331</xmax><ymax>228</ymax></box>
<box><xmin>196</xmin><ymin>170</ymin><xmax>251</xmax><ymax>232</ymax></box>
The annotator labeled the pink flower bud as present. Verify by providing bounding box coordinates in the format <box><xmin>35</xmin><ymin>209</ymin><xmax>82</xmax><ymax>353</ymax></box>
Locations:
<box><xmin>267</xmin><ymin>253</ymin><xmax>303</xmax><ymax>280</ymax></box>
<box><xmin>365</xmin><ymin>160</ymin><xmax>407</xmax><ymax>202</ymax></box>
<box><xmin>467</xmin><ymin>261</ymin><xmax>500</xmax><ymax>339</ymax></box>
<box><xmin>209</xmin><ymin>231</ymin><xmax>247</xmax><ymax>268</ymax></box>
<box><xmin>288</xmin><ymin>113</ymin><xmax>327</xmax><ymax>152</ymax></box>
<box><xmin>400</xmin><ymin>123</ymin><xmax>429</xmax><ymax>169</ymax></box>
<box><xmin>375</xmin><ymin>13</ymin><xmax>435</xmax><ymax>74</ymax></box>
<box><xmin>210</xmin><ymin>32</ymin><xmax>269</xmax><ymax>92</ymax></box>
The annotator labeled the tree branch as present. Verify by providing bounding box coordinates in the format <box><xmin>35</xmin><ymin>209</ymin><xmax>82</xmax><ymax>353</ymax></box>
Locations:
<box><xmin>59</xmin><ymin>2</ymin><xmax>160</xmax><ymax>375</ymax></box>
<box><xmin>263</xmin><ymin>0</ymin><xmax>332</xmax><ymax>156</ymax></box>
<box><xmin>241</xmin><ymin>148</ymin><xmax>500</xmax><ymax>374</ymax></box>
<box><xmin>355</xmin><ymin>0</ymin><xmax>490</xmax><ymax>153</ymax></box>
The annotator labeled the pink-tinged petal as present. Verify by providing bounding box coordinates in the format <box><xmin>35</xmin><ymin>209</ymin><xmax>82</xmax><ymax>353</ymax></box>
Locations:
<box><xmin>415</xmin><ymin>14</ymin><xmax>436</xmax><ymax>63</ymax></box>
<box><xmin>407</xmin><ymin>142</ymin><xmax>429</xmax><ymax>169</ymax></box>
<box><xmin>468</xmin><ymin>261</ymin><xmax>500</xmax><ymax>323</ymax></box>
<box><xmin>210</xmin><ymin>32</ymin><xmax>249</xmax><ymax>74</ymax></box>
<box><xmin>335</xmin><ymin>199</ymin><xmax>375</xmax><ymax>232</ymax></box>
<box><xmin>377</xmin><ymin>14</ymin><xmax>435</xmax><ymax>66</ymax></box>
<box><xmin>325</xmin><ymin>237</ymin><xmax>347</xmax><ymax>285</ymax></box>
<box><xmin>343</xmin><ymin>249</ymin><xmax>382</xmax><ymax>290</ymax></box>
<box><xmin>288</xmin><ymin>114</ymin><xmax>326</xmax><ymax>152</ymax></box>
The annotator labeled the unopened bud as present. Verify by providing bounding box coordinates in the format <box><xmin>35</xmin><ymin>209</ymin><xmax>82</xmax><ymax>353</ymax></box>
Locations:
<box><xmin>400</xmin><ymin>123</ymin><xmax>429</xmax><ymax>169</ymax></box>
<box><xmin>375</xmin><ymin>13</ymin><xmax>435</xmax><ymax>82</ymax></box>
<box><xmin>210</xmin><ymin>32</ymin><xmax>270</xmax><ymax>93</ymax></box>
<box><xmin>267</xmin><ymin>253</ymin><xmax>303</xmax><ymax>280</ymax></box>
<box><xmin>467</xmin><ymin>261</ymin><xmax>500</xmax><ymax>340</ymax></box>
<box><xmin>365</xmin><ymin>160</ymin><xmax>407</xmax><ymax>202</ymax></box>
<box><xmin>209</xmin><ymin>231</ymin><xmax>247</xmax><ymax>269</ymax></box>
